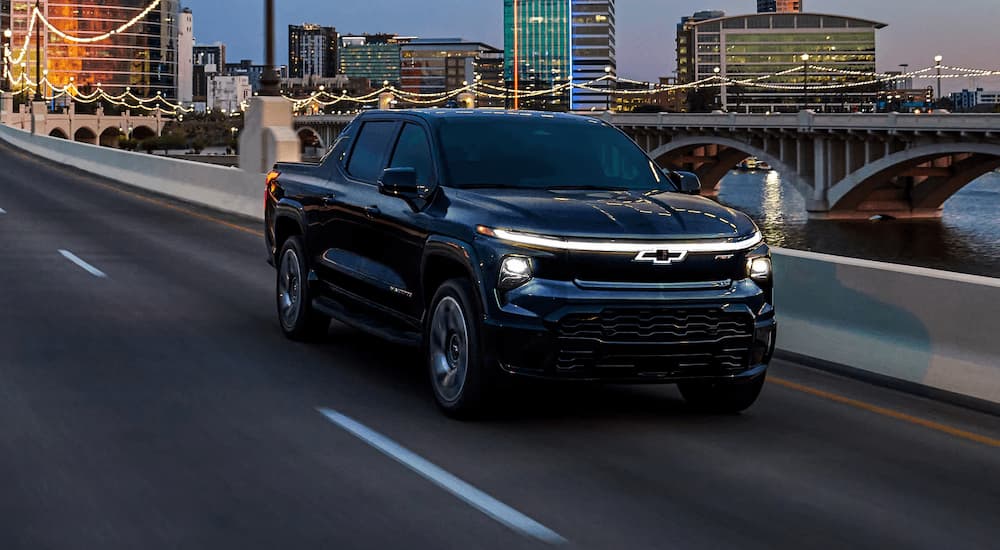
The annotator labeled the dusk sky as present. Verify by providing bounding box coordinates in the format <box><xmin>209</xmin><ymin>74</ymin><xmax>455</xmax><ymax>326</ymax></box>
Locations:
<box><xmin>184</xmin><ymin>0</ymin><xmax>1000</xmax><ymax>92</ymax></box>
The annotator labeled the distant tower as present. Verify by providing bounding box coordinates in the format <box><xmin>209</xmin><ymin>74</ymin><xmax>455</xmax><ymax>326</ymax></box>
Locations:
<box><xmin>757</xmin><ymin>0</ymin><xmax>802</xmax><ymax>12</ymax></box>
<box><xmin>177</xmin><ymin>7</ymin><xmax>194</xmax><ymax>103</ymax></box>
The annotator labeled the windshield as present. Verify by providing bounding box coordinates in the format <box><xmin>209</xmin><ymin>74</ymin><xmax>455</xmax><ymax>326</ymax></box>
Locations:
<box><xmin>437</xmin><ymin>116</ymin><xmax>674</xmax><ymax>191</ymax></box>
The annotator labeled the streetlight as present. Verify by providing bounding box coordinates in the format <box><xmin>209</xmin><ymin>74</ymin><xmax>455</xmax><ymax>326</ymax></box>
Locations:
<box><xmin>259</xmin><ymin>0</ymin><xmax>280</xmax><ymax>96</ymax></box>
<box><xmin>801</xmin><ymin>53</ymin><xmax>811</xmax><ymax>110</ymax></box>
<box><xmin>33</xmin><ymin>0</ymin><xmax>41</xmax><ymax>102</ymax></box>
<box><xmin>934</xmin><ymin>55</ymin><xmax>943</xmax><ymax>106</ymax></box>
<box><xmin>604</xmin><ymin>65</ymin><xmax>613</xmax><ymax>111</ymax></box>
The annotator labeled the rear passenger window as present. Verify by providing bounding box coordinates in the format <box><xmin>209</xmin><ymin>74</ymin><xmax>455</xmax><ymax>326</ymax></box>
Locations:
<box><xmin>346</xmin><ymin>121</ymin><xmax>396</xmax><ymax>182</ymax></box>
<box><xmin>389</xmin><ymin>124</ymin><xmax>434</xmax><ymax>187</ymax></box>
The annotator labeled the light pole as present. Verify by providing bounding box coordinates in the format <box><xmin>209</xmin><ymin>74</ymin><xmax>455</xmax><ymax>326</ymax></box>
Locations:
<box><xmin>801</xmin><ymin>53</ymin><xmax>810</xmax><ymax>110</ymax></box>
<box><xmin>259</xmin><ymin>0</ymin><xmax>280</xmax><ymax>96</ymax></box>
<box><xmin>604</xmin><ymin>65</ymin><xmax>612</xmax><ymax>111</ymax></box>
<box><xmin>934</xmin><ymin>55</ymin><xmax>943</xmax><ymax>107</ymax></box>
<box><xmin>33</xmin><ymin>0</ymin><xmax>42</xmax><ymax>102</ymax></box>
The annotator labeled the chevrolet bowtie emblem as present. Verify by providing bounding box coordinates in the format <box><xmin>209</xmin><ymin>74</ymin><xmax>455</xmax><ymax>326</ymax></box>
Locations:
<box><xmin>634</xmin><ymin>249</ymin><xmax>689</xmax><ymax>266</ymax></box>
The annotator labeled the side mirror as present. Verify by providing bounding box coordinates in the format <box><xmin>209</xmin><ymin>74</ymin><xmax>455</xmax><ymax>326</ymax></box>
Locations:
<box><xmin>668</xmin><ymin>170</ymin><xmax>702</xmax><ymax>195</ymax></box>
<box><xmin>378</xmin><ymin>167</ymin><xmax>419</xmax><ymax>199</ymax></box>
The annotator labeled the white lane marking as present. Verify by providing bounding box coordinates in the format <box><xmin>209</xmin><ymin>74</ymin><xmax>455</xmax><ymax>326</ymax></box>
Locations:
<box><xmin>0</xmin><ymin>207</ymin><xmax>6</xmax><ymax>214</ymax></box>
<box><xmin>58</xmin><ymin>249</ymin><xmax>107</xmax><ymax>278</ymax></box>
<box><xmin>317</xmin><ymin>408</ymin><xmax>567</xmax><ymax>545</ymax></box>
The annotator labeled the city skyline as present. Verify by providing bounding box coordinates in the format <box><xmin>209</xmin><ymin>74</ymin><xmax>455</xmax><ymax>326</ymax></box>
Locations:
<box><xmin>183</xmin><ymin>0</ymin><xmax>1000</xmax><ymax>93</ymax></box>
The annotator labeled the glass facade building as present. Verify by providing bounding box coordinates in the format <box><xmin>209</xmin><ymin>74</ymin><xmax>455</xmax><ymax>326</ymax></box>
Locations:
<box><xmin>679</xmin><ymin>12</ymin><xmax>884</xmax><ymax>112</ymax></box>
<box><xmin>339</xmin><ymin>34</ymin><xmax>409</xmax><ymax>88</ymax></box>
<box><xmin>6</xmin><ymin>0</ymin><xmax>180</xmax><ymax>99</ymax></box>
<box><xmin>503</xmin><ymin>0</ymin><xmax>615</xmax><ymax>111</ymax></box>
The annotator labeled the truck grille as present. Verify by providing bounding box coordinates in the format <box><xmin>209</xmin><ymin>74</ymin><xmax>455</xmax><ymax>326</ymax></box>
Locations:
<box><xmin>554</xmin><ymin>347</ymin><xmax>750</xmax><ymax>378</ymax></box>
<box><xmin>557</xmin><ymin>308</ymin><xmax>752</xmax><ymax>344</ymax></box>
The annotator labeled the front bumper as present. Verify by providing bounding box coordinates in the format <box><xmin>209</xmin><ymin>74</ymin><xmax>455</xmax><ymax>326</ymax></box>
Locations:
<box><xmin>481</xmin><ymin>278</ymin><xmax>776</xmax><ymax>383</ymax></box>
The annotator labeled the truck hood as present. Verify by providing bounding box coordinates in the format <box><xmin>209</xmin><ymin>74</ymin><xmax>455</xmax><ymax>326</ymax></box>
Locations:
<box><xmin>444</xmin><ymin>187</ymin><xmax>759</xmax><ymax>241</ymax></box>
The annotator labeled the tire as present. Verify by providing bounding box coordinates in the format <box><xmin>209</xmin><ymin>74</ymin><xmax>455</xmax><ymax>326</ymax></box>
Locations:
<box><xmin>276</xmin><ymin>236</ymin><xmax>329</xmax><ymax>342</ymax></box>
<box><xmin>425</xmin><ymin>278</ymin><xmax>493</xmax><ymax>418</ymax></box>
<box><xmin>679</xmin><ymin>373</ymin><xmax>766</xmax><ymax>414</ymax></box>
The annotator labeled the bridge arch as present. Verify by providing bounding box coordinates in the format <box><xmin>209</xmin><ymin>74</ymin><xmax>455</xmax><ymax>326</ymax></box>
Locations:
<box><xmin>99</xmin><ymin>127</ymin><xmax>121</xmax><ymax>147</ymax></box>
<box><xmin>648</xmin><ymin>136</ymin><xmax>813</xmax><ymax>202</ymax></box>
<box><xmin>73</xmin><ymin>126</ymin><xmax>98</xmax><ymax>145</ymax></box>
<box><xmin>828</xmin><ymin>142</ymin><xmax>1000</xmax><ymax>214</ymax></box>
<box><xmin>49</xmin><ymin>127</ymin><xmax>69</xmax><ymax>139</ymax></box>
<box><xmin>130</xmin><ymin>125</ymin><xmax>156</xmax><ymax>142</ymax></box>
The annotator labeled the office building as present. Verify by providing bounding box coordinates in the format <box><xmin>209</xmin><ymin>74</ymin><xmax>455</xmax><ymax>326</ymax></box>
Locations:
<box><xmin>950</xmin><ymin>88</ymin><xmax>1000</xmax><ymax>111</ymax></box>
<box><xmin>288</xmin><ymin>23</ymin><xmax>338</xmax><ymax>79</ymax></box>
<box><xmin>6</xmin><ymin>0</ymin><xmax>181</xmax><ymax>98</ymax></box>
<box><xmin>225</xmin><ymin>59</ymin><xmax>287</xmax><ymax>93</ymax></box>
<box><xmin>677</xmin><ymin>11</ymin><xmax>885</xmax><ymax>113</ymax></box>
<box><xmin>193</xmin><ymin>43</ymin><xmax>225</xmax><ymax>103</ymax></box>
<box><xmin>206</xmin><ymin>74</ymin><xmax>251</xmax><ymax>112</ymax></box>
<box><xmin>676</xmin><ymin>10</ymin><xmax>725</xmax><ymax>91</ymax></box>
<box><xmin>757</xmin><ymin>0</ymin><xmax>802</xmax><ymax>13</ymax></box>
<box><xmin>503</xmin><ymin>0</ymin><xmax>615</xmax><ymax>111</ymax></box>
<box><xmin>339</xmin><ymin>34</ymin><xmax>411</xmax><ymax>87</ymax></box>
<box><xmin>400</xmin><ymin>38</ymin><xmax>503</xmax><ymax>105</ymax></box>
<box><xmin>177</xmin><ymin>7</ymin><xmax>193</xmax><ymax>103</ymax></box>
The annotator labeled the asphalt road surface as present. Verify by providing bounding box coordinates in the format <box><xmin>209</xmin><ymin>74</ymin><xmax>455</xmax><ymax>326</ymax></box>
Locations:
<box><xmin>1</xmin><ymin>141</ymin><xmax>998</xmax><ymax>550</ymax></box>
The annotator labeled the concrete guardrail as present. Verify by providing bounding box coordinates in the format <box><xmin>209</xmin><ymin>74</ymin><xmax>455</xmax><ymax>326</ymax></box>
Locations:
<box><xmin>0</xmin><ymin>124</ymin><xmax>264</xmax><ymax>220</ymax></box>
<box><xmin>3</xmin><ymin>124</ymin><xmax>998</xmax><ymax>406</ymax></box>
<box><xmin>774</xmin><ymin>248</ymin><xmax>1000</xmax><ymax>406</ymax></box>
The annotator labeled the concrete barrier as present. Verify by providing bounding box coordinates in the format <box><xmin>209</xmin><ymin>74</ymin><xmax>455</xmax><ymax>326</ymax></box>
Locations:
<box><xmin>0</xmin><ymin>124</ymin><xmax>265</xmax><ymax>220</ymax></box>
<box><xmin>774</xmin><ymin>248</ymin><xmax>1000</xmax><ymax>405</ymax></box>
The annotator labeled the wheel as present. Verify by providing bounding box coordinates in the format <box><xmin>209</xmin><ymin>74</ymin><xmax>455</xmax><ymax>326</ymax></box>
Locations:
<box><xmin>276</xmin><ymin>236</ymin><xmax>329</xmax><ymax>342</ymax></box>
<box><xmin>426</xmin><ymin>279</ymin><xmax>493</xmax><ymax>417</ymax></box>
<box><xmin>679</xmin><ymin>373</ymin><xmax>766</xmax><ymax>414</ymax></box>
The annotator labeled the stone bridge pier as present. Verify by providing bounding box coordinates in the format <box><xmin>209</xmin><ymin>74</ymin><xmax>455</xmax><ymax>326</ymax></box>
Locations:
<box><xmin>613</xmin><ymin>112</ymin><xmax>1000</xmax><ymax>219</ymax></box>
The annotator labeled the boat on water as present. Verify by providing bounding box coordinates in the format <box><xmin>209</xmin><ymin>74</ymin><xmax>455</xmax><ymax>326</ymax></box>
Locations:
<box><xmin>737</xmin><ymin>157</ymin><xmax>759</xmax><ymax>171</ymax></box>
<box><xmin>757</xmin><ymin>161</ymin><xmax>772</xmax><ymax>171</ymax></box>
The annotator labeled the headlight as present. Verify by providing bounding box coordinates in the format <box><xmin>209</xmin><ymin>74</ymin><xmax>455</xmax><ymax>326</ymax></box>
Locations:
<box><xmin>747</xmin><ymin>256</ymin><xmax>772</xmax><ymax>284</ymax></box>
<box><xmin>499</xmin><ymin>255</ymin><xmax>533</xmax><ymax>291</ymax></box>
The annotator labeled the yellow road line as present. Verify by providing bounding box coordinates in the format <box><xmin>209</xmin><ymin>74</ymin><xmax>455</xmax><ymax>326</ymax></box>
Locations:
<box><xmin>771</xmin><ymin>377</ymin><xmax>1000</xmax><ymax>448</ymax></box>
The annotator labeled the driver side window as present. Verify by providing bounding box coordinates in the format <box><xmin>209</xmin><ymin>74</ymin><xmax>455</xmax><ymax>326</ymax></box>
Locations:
<box><xmin>389</xmin><ymin>123</ymin><xmax>434</xmax><ymax>188</ymax></box>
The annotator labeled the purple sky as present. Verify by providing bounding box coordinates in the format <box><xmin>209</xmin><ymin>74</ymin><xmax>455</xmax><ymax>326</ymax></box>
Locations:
<box><xmin>184</xmin><ymin>0</ymin><xmax>1000</xmax><ymax>93</ymax></box>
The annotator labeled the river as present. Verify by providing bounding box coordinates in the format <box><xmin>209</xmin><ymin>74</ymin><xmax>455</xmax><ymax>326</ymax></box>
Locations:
<box><xmin>715</xmin><ymin>171</ymin><xmax>1000</xmax><ymax>278</ymax></box>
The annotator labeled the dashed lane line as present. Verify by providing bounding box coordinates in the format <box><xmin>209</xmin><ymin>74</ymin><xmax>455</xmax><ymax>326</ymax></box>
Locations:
<box><xmin>317</xmin><ymin>407</ymin><xmax>567</xmax><ymax>545</ymax></box>
<box><xmin>58</xmin><ymin>249</ymin><xmax>108</xmax><ymax>279</ymax></box>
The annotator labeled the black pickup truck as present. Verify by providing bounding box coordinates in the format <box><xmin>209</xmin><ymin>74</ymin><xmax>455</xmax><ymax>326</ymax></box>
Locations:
<box><xmin>265</xmin><ymin>110</ymin><xmax>776</xmax><ymax>416</ymax></box>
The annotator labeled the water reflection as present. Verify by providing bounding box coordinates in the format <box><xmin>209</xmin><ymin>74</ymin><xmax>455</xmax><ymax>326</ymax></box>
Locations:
<box><xmin>716</xmin><ymin>171</ymin><xmax>1000</xmax><ymax>278</ymax></box>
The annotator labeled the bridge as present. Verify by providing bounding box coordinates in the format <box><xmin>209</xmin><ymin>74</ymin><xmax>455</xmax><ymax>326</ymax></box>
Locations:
<box><xmin>295</xmin><ymin>111</ymin><xmax>1000</xmax><ymax>219</ymax></box>
<box><xmin>611</xmin><ymin>112</ymin><xmax>1000</xmax><ymax>219</ymax></box>
<box><xmin>0</xmin><ymin>106</ymin><xmax>998</xmax><ymax>549</ymax></box>
<box><xmin>0</xmin><ymin>94</ymin><xmax>165</xmax><ymax>145</ymax></box>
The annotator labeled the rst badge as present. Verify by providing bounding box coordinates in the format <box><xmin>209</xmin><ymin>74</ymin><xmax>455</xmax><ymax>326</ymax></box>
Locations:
<box><xmin>634</xmin><ymin>249</ymin><xmax>689</xmax><ymax>266</ymax></box>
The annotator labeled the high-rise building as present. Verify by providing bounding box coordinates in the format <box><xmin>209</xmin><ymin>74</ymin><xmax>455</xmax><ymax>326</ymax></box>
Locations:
<box><xmin>504</xmin><ymin>0</ymin><xmax>615</xmax><ymax>111</ymax></box>
<box><xmin>757</xmin><ymin>0</ymin><xmax>802</xmax><ymax>13</ymax></box>
<box><xmin>677</xmin><ymin>11</ymin><xmax>884</xmax><ymax>113</ymax></box>
<box><xmin>206</xmin><ymin>74</ymin><xmax>251</xmax><ymax>112</ymax></box>
<box><xmin>193</xmin><ymin>43</ymin><xmax>225</xmax><ymax>103</ymax></box>
<box><xmin>177</xmin><ymin>7</ymin><xmax>193</xmax><ymax>103</ymax></box>
<box><xmin>676</xmin><ymin>10</ymin><xmax>725</xmax><ymax>86</ymax></box>
<box><xmin>288</xmin><ymin>23</ymin><xmax>338</xmax><ymax>79</ymax></box>
<box><xmin>339</xmin><ymin>34</ymin><xmax>411</xmax><ymax>87</ymax></box>
<box><xmin>6</xmin><ymin>0</ymin><xmax>181</xmax><ymax>98</ymax></box>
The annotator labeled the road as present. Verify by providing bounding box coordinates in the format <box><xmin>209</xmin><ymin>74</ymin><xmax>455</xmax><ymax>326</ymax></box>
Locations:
<box><xmin>0</xmin><ymin>141</ymin><xmax>998</xmax><ymax>550</ymax></box>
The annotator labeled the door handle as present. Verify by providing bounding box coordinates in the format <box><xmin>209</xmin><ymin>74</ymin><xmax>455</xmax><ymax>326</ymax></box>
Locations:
<box><xmin>364</xmin><ymin>205</ymin><xmax>381</xmax><ymax>218</ymax></box>
<box><xmin>321</xmin><ymin>195</ymin><xmax>337</xmax><ymax>205</ymax></box>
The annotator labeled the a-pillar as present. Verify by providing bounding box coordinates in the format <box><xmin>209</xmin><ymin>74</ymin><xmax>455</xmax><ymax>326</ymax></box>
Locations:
<box><xmin>30</xmin><ymin>100</ymin><xmax>47</xmax><ymax>135</ymax></box>
<box><xmin>239</xmin><ymin>96</ymin><xmax>301</xmax><ymax>174</ymax></box>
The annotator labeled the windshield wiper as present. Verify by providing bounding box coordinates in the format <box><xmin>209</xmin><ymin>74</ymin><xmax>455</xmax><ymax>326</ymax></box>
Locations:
<box><xmin>544</xmin><ymin>185</ymin><xmax>631</xmax><ymax>191</ymax></box>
